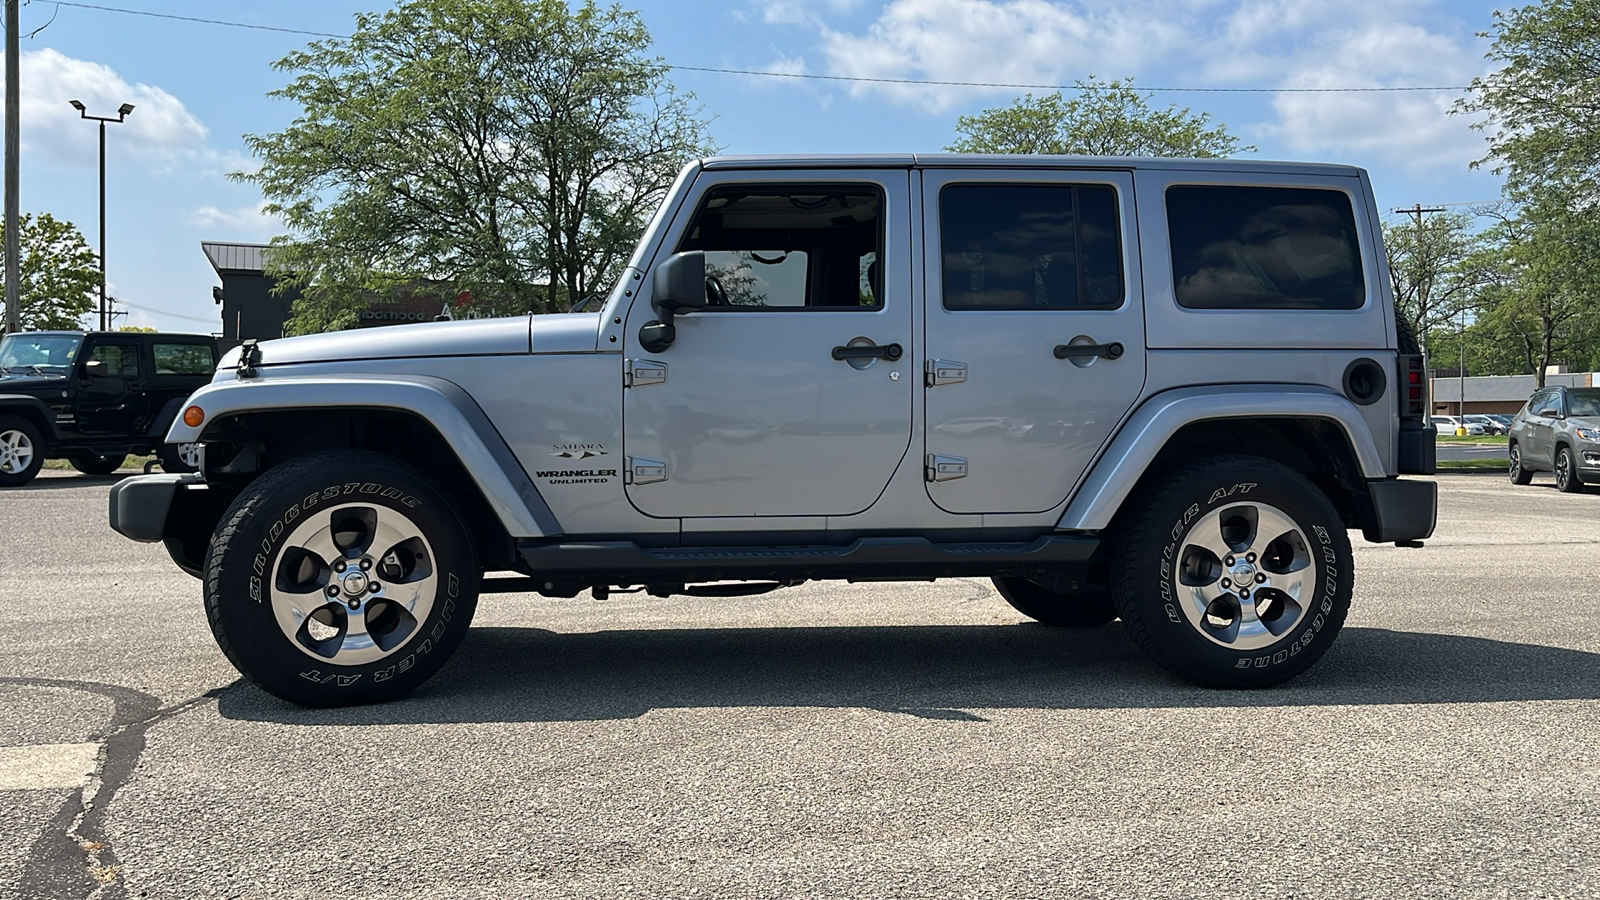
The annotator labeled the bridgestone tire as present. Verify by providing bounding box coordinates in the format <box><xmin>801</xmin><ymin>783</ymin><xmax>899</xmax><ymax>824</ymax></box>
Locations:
<box><xmin>992</xmin><ymin>577</ymin><xmax>1118</xmax><ymax>627</ymax></box>
<box><xmin>70</xmin><ymin>453</ymin><xmax>126</xmax><ymax>476</ymax></box>
<box><xmin>1112</xmin><ymin>455</ymin><xmax>1353</xmax><ymax>688</ymax></box>
<box><xmin>1555</xmin><ymin>446</ymin><xmax>1583</xmax><ymax>494</ymax></box>
<box><xmin>1508</xmin><ymin>441</ymin><xmax>1533</xmax><ymax>486</ymax></box>
<box><xmin>0</xmin><ymin>415</ymin><xmax>44</xmax><ymax>487</ymax></box>
<box><xmin>204</xmin><ymin>450</ymin><xmax>480</xmax><ymax>707</ymax></box>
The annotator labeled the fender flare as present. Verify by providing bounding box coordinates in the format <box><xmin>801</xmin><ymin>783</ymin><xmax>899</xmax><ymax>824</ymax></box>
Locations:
<box><xmin>168</xmin><ymin>374</ymin><xmax>562</xmax><ymax>538</ymax></box>
<box><xmin>0</xmin><ymin>394</ymin><xmax>62</xmax><ymax>442</ymax></box>
<box><xmin>1059</xmin><ymin>385</ymin><xmax>1387</xmax><ymax>531</ymax></box>
<box><xmin>147</xmin><ymin>396</ymin><xmax>186</xmax><ymax>439</ymax></box>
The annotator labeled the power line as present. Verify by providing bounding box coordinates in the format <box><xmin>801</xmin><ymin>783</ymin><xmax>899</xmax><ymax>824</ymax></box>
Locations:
<box><xmin>49</xmin><ymin>1</ymin><xmax>1472</xmax><ymax>95</ymax></box>
<box><xmin>112</xmin><ymin>297</ymin><xmax>217</xmax><ymax>324</ymax></box>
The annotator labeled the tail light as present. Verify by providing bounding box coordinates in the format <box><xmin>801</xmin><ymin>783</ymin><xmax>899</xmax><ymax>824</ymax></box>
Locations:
<box><xmin>1398</xmin><ymin>354</ymin><xmax>1427</xmax><ymax>420</ymax></box>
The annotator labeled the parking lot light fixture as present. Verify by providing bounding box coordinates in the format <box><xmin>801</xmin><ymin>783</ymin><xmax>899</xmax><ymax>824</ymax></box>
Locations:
<box><xmin>69</xmin><ymin>100</ymin><xmax>134</xmax><ymax>331</ymax></box>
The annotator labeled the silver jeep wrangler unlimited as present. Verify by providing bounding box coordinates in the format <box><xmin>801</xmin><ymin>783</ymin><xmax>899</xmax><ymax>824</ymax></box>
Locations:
<box><xmin>110</xmin><ymin>154</ymin><xmax>1436</xmax><ymax>706</ymax></box>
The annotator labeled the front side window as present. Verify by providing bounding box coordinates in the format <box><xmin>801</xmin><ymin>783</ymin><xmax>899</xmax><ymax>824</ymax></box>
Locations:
<box><xmin>153</xmin><ymin>343</ymin><xmax>217</xmax><ymax>375</ymax></box>
<box><xmin>676</xmin><ymin>185</ymin><xmax>884</xmax><ymax>310</ymax></box>
<box><xmin>1167</xmin><ymin>185</ymin><xmax>1365</xmax><ymax>310</ymax></box>
<box><xmin>88</xmin><ymin>343</ymin><xmax>140</xmax><ymax>378</ymax></box>
<box><xmin>0</xmin><ymin>333</ymin><xmax>80</xmax><ymax>375</ymax></box>
<box><xmin>940</xmin><ymin>184</ymin><xmax>1124</xmax><ymax>310</ymax></box>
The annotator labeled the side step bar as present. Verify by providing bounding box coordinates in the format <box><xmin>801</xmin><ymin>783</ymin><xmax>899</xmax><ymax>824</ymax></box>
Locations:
<box><xmin>513</xmin><ymin>534</ymin><xmax>1098</xmax><ymax>585</ymax></box>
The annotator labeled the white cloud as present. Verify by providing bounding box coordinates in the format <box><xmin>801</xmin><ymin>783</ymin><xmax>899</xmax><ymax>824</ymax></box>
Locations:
<box><xmin>800</xmin><ymin>0</ymin><xmax>1487</xmax><ymax>168</ymax></box>
<box><xmin>188</xmin><ymin>201</ymin><xmax>281</xmax><ymax>239</ymax></box>
<box><xmin>8</xmin><ymin>48</ymin><xmax>209</xmax><ymax>171</ymax></box>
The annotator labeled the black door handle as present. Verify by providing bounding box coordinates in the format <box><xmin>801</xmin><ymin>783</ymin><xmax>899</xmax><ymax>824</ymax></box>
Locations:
<box><xmin>1054</xmin><ymin>341</ymin><xmax>1124</xmax><ymax>361</ymax></box>
<box><xmin>832</xmin><ymin>342</ymin><xmax>903</xmax><ymax>362</ymax></box>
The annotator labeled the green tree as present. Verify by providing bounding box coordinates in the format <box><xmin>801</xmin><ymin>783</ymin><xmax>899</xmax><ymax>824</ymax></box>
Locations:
<box><xmin>1458</xmin><ymin>0</ymin><xmax>1600</xmax><ymax>200</ymax></box>
<box><xmin>239</xmin><ymin>0</ymin><xmax>716</xmax><ymax>333</ymax></box>
<box><xmin>1382</xmin><ymin>210</ymin><xmax>1484</xmax><ymax>355</ymax></box>
<box><xmin>0</xmin><ymin>213</ymin><xmax>100</xmax><ymax>333</ymax></box>
<box><xmin>947</xmin><ymin>77</ymin><xmax>1254</xmax><ymax>157</ymax></box>
<box><xmin>1463</xmin><ymin>200</ymin><xmax>1600</xmax><ymax>386</ymax></box>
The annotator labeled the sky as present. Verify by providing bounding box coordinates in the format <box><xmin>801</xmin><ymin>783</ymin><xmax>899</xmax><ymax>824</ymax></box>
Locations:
<box><xmin>6</xmin><ymin>0</ymin><xmax>1511</xmax><ymax>333</ymax></box>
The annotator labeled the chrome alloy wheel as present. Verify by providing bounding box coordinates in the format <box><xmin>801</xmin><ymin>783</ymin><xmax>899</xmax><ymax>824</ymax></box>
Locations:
<box><xmin>270</xmin><ymin>502</ymin><xmax>438</xmax><ymax>665</ymax></box>
<box><xmin>1172</xmin><ymin>501</ymin><xmax>1317</xmax><ymax>651</ymax></box>
<box><xmin>177</xmin><ymin>442</ymin><xmax>202</xmax><ymax>468</ymax></box>
<box><xmin>0</xmin><ymin>427</ymin><xmax>35</xmax><ymax>474</ymax></box>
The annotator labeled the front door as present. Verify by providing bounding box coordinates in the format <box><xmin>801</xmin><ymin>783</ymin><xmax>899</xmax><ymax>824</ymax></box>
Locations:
<box><xmin>76</xmin><ymin>339</ymin><xmax>148</xmax><ymax>437</ymax></box>
<box><xmin>622</xmin><ymin>171</ymin><xmax>914</xmax><ymax>519</ymax></box>
<box><xmin>921</xmin><ymin>170</ymin><xmax>1146</xmax><ymax>514</ymax></box>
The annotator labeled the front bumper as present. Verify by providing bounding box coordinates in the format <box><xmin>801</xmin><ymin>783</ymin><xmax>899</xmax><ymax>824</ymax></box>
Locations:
<box><xmin>108</xmin><ymin>473</ymin><xmax>202</xmax><ymax>542</ymax></box>
<box><xmin>1360</xmin><ymin>478</ymin><xmax>1437</xmax><ymax>544</ymax></box>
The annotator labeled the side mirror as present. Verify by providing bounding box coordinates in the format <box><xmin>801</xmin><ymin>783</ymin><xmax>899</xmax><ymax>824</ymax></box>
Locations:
<box><xmin>83</xmin><ymin>359</ymin><xmax>107</xmax><ymax>377</ymax></box>
<box><xmin>651</xmin><ymin>251</ymin><xmax>706</xmax><ymax>315</ymax></box>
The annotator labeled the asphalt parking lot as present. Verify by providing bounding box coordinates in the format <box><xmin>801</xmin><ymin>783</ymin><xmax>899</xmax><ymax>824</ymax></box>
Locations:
<box><xmin>1</xmin><ymin>470</ymin><xmax>1597</xmax><ymax>899</ymax></box>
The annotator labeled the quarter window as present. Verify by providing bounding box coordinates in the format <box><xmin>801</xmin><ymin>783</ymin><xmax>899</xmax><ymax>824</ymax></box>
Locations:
<box><xmin>676</xmin><ymin>186</ymin><xmax>884</xmax><ymax>310</ymax></box>
<box><xmin>153</xmin><ymin>343</ymin><xmax>217</xmax><ymax>375</ymax></box>
<box><xmin>940</xmin><ymin>184</ymin><xmax>1124</xmax><ymax>310</ymax></box>
<box><xmin>1167</xmin><ymin>185</ymin><xmax>1365</xmax><ymax>310</ymax></box>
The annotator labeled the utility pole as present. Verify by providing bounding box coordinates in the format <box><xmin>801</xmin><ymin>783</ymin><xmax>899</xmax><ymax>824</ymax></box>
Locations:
<box><xmin>68</xmin><ymin>100</ymin><xmax>133</xmax><ymax>331</ymax></box>
<box><xmin>1394</xmin><ymin>203</ymin><xmax>1449</xmax><ymax>422</ymax></box>
<box><xmin>4</xmin><ymin>0</ymin><xmax>20</xmax><ymax>335</ymax></box>
<box><xmin>1396</xmin><ymin>203</ymin><xmax>1445</xmax><ymax>228</ymax></box>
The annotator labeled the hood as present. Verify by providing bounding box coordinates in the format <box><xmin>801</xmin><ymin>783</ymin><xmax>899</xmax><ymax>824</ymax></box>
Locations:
<box><xmin>231</xmin><ymin>314</ymin><xmax>602</xmax><ymax>370</ymax></box>
<box><xmin>0</xmin><ymin>372</ymin><xmax>68</xmax><ymax>392</ymax></box>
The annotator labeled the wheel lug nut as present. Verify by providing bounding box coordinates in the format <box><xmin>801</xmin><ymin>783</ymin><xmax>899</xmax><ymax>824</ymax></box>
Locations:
<box><xmin>368</xmin><ymin>583</ymin><xmax>381</xmax><ymax>593</ymax></box>
<box><xmin>335</xmin><ymin>561</ymin><xmax>347</xmax><ymax>572</ymax></box>
<box><xmin>326</xmin><ymin>585</ymin><xmax>339</xmax><ymax>597</ymax></box>
<box><xmin>1256</xmin><ymin>573</ymin><xmax>1267</xmax><ymax>583</ymax></box>
<box><xmin>347</xmin><ymin>599</ymin><xmax>360</xmax><ymax>610</ymax></box>
<box><xmin>1224</xmin><ymin>556</ymin><xmax>1235</xmax><ymax>566</ymax></box>
<box><xmin>360</xmin><ymin>559</ymin><xmax>372</xmax><ymax>571</ymax></box>
<box><xmin>1221</xmin><ymin>578</ymin><xmax>1231</xmax><ymax>588</ymax></box>
<box><xmin>1246</xmin><ymin>552</ymin><xmax>1256</xmax><ymax>563</ymax></box>
<box><xmin>1239</xmin><ymin>589</ymin><xmax>1250</xmax><ymax>599</ymax></box>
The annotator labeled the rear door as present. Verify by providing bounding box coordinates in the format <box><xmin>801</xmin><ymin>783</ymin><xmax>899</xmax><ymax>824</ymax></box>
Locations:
<box><xmin>920</xmin><ymin>169</ymin><xmax>1145</xmax><ymax>514</ymax></box>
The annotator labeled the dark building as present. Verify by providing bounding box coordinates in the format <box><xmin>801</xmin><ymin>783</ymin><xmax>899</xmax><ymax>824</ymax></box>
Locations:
<box><xmin>202</xmin><ymin>242</ymin><xmax>299</xmax><ymax>342</ymax></box>
<box><xmin>202</xmin><ymin>241</ymin><xmax>469</xmax><ymax>340</ymax></box>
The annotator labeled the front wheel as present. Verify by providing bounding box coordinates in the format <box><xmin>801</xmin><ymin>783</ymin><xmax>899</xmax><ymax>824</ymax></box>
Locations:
<box><xmin>1555</xmin><ymin>446</ymin><xmax>1583</xmax><ymax>493</ymax></box>
<box><xmin>0</xmin><ymin>415</ymin><xmax>43</xmax><ymax>487</ymax></box>
<box><xmin>1112</xmin><ymin>455</ymin><xmax>1352</xmax><ymax>688</ymax></box>
<box><xmin>1508</xmin><ymin>442</ymin><xmax>1533</xmax><ymax>485</ymax></box>
<box><xmin>992</xmin><ymin>577</ymin><xmax>1117</xmax><ymax>627</ymax></box>
<box><xmin>205</xmin><ymin>451</ymin><xmax>480</xmax><ymax>706</ymax></box>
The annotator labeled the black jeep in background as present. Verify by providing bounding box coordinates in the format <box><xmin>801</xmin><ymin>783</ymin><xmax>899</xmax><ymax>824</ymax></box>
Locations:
<box><xmin>0</xmin><ymin>330</ymin><xmax>219</xmax><ymax>486</ymax></box>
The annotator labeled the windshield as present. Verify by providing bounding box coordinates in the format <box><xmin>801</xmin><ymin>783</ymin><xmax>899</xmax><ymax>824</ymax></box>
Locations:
<box><xmin>1567</xmin><ymin>390</ymin><xmax>1600</xmax><ymax>417</ymax></box>
<box><xmin>0</xmin><ymin>333</ymin><xmax>83</xmax><ymax>376</ymax></box>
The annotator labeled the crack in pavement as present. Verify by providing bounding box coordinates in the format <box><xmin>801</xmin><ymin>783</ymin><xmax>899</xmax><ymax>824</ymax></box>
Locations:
<box><xmin>6</xmin><ymin>678</ymin><xmax>232</xmax><ymax>900</ymax></box>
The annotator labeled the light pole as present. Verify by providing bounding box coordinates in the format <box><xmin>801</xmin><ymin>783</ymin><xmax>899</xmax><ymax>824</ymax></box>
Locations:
<box><xmin>68</xmin><ymin>100</ymin><xmax>133</xmax><ymax>331</ymax></box>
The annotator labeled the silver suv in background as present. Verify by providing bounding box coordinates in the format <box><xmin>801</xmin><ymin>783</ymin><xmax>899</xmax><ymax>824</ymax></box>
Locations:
<box><xmin>1509</xmin><ymin>386</ymin><xmax>1600</xmax><ymax>492</ymax></box>
<box><xmin>107</xmin><ymin>154</ymin><xmax>1437</xmax><ymax>706</ymax></box>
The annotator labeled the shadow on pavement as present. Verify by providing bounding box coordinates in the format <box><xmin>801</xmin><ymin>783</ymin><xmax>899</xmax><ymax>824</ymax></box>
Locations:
<box><xmin>215</xmin><ymin>624</ymin><xmax>1600</xmax><ymax>726</ymax></box>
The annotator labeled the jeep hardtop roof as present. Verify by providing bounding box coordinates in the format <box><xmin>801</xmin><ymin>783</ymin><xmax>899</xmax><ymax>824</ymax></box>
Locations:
<box><xmin>699</xmin><ymin>153</ymin><xmax>1365</xmax><ymax>178</ymax></box>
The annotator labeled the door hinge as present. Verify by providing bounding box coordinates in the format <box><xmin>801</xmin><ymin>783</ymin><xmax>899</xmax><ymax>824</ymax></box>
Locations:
<box><xmin>624</xmin><ymin>359</ymin><xmax>667</xmax><ymax>388</ymax></box>
<box><xmin>925</xmin><ymin>359</ymin><xmax>968</xmax><ymax>387</ymax></box>
<box><xmin>925</xmin><ymin>454</ymin><xmax>968</xmax><ymax>482</ymax></box>
<box><xmin>625</xmin><ymin>456</ymin><xmax>668</xmax><ymax>485</ymax></box>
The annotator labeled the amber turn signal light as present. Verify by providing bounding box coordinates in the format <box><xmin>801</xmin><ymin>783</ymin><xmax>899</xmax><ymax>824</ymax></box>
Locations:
<box><xmin>182</xmin><ymin>406</ymin><xmax>205</xmax><ymax>428</ymax></box>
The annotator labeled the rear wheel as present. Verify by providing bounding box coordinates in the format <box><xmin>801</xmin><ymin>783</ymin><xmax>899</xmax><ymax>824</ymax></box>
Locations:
<box><xmin>1112</xmin><ymin>455</ymin><xmax>1352</xmax><ymax>688</ymax></box>
<box><xmin>1508</xmin><ymin>441</ymin><xmax>1533</xmax><ymax>485</ymax></box>
<box><xmin>70</xmin><ymin>453</ymin><xmax>126</xmax><ymax>476</ymax></box>
<box><xmin>205</xmin><ymin>450</ymin><xmax>480</xmax><ymax>706</ymax></box>
<box><xmin>0</xmin><ymin>416</ymin><xmax>43</xmax><ymax>487</ymax></box>
<box><xmin>992</xmin><ymin>577</ymin><xmax>1117</xmax><ymax>627</ymax></box>
<box><xmin>1555</xmin><ymin>446</ymin><xmax>1583</xmax><ymax>493</ymax></box>
<box><xmin>158</xmin><ymin>442</ymin><xmax>201</xmax><ymax>474</ymax></box>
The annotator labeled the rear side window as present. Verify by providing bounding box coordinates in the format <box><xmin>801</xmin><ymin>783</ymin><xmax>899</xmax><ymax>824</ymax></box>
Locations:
<box><xmin>1167</xmin><ymin>185</ymin><xmax>1365</xmax><ymax>310</ymax></box>
<box><xmin>940</xmin><ymin>184</ymin><xmax>1124</xmax><ymax>310</ymax></box>
<box><xmin>153</xmin><ymin>343</ymin><xmax>217</xmax><ymax>375</ymax></box>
